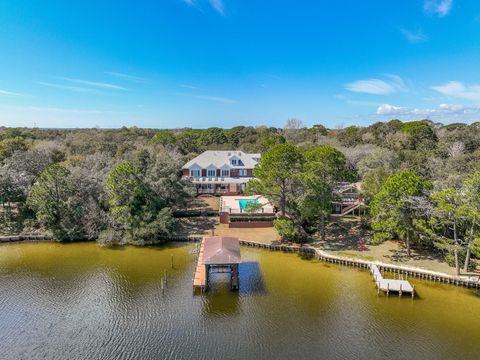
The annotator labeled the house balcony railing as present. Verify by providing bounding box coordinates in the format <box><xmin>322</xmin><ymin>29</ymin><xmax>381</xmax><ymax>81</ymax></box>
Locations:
<box><xmin>184</xmin><ymin>175</ymin><xmax>254</xmax><ymax>181</ymax></box>
<box><xmin>197</xmin><ymin>188</ymin><xmax>232</xmax><ymax>194</ymax></box>
<box><xmin>198</xmin><ymin>189</ymin><xmax>215</xmax><ymax>194</ymax></box>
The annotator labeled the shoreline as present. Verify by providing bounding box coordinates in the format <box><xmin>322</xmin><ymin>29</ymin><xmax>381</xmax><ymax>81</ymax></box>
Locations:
<box><xmin>238</xmin><ymin>239</ymin><xmax>480</xmax><ymax>289</ymax></box>
<box><xmin>2</xmin><ymin>234</ymin><xmax>479</xmax><ymax>289</ymax></box>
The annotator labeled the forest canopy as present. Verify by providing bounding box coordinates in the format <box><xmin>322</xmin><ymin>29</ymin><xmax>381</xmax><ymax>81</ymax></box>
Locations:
<box><xmin>1</xmin><ymin>119</ymin><xmax>480</xmax><ymax>256</ymax></box>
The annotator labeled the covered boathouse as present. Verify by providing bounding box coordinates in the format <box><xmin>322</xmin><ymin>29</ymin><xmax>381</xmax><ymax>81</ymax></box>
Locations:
<box><xmin>193</xmin><ymin>236</ymin><xmax>242</xmax><ymax>291</ymax></box>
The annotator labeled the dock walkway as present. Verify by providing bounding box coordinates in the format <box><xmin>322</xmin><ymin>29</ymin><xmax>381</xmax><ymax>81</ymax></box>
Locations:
<box><xmin>193</xmin><ymin>238</ymin><xmax>206</xmax><ymax>289</ymax></box>
<box><xmin>371</xmin><ymin>264</ymin><xmax>414</xmax><ymax>297</ymax></box>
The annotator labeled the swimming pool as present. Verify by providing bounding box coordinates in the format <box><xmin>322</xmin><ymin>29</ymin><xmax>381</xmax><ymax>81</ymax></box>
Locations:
<box><xmin>238</xmin><ymin>199</ymin><xmax>260</xmax><ymax>210</ymax></box>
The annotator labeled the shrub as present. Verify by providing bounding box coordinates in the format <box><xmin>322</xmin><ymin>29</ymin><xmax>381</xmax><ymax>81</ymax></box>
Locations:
<box><xmin>97</xmin><ymin>229</ymin><xmax>124</xmax><ymax>246</ymax></box>
<box><xmin>274</xmin><ymin>218</ymin><xmax>301</xmax><ymax>242</ymax></box>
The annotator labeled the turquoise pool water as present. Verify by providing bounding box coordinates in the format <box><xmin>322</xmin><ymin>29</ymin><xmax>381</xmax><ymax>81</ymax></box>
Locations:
<box><xmin>238</xmin><ymin>199</ymin><xmax>260</xmax><ymax>209</ymax></box>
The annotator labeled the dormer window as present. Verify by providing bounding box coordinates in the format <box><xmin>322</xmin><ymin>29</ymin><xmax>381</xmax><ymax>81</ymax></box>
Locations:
<box><xmin>221</xmin><ymin>170</ymin><xmax>230</xmax><ymax>177</ymax></box>
<box><xmin>190</xmin><ymin>169</ymin><xmax>200</xmax><ymax>177</ymax></box>
<box><xmin>231</xmin><ymin>159</ymin><xmax>238</xmax><ymax>165</ymax></box>
<box><xmin>207</xmin><ymin>169</ymin><xmax>216</xmax><ymax>177</ymax></box>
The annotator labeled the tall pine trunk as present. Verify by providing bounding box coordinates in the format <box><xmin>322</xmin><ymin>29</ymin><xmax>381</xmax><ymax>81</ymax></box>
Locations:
<box><xmin>453</xmin><ymin>220</ymin><xmax>460</xmax><ymax>276</ymax></box>
<box><xmin>454</xmin><ymin>248</ymin><xmax>460</xmax><ymax>276</ymax></box>
<box><xmin>406</xmin><ymin>230</ymin><xmax>411</xmax><ymax>257</ymax></box>
<box><xmin>464</xmin><ymin>247</ymin><xmax>471</xmax><ymax>273</ymax></box>
<box><xmin>464</xmin><ymin>224</ymin><xmax>474</xmax><ymax>272</ymax></box>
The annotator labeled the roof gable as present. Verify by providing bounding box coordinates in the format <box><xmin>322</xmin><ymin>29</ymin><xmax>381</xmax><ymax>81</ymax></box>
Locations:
<box><xmin>183</xmin><ymin>150</ymin><xmax>258</xmax><ymax>169</ymax></box>
<box><xmin>203</xmin><ymin>236</ymin><xmax>241</xmax><ymax>264</ymax></box>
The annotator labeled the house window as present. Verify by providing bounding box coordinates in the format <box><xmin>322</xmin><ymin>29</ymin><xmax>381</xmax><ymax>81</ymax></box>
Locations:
<box><xmin>221</xmin><ymin>170</ymin><xmax>230</xmax><ymax>177</ymax></box>
<box><xmin>239</xmin><ymin>169</ymin><xmax>247</xmax><ymax>176</ymax></box>
<box><xmin>231</xmin><ymin>159</ymin><xmax>237</xmax><ymax>165</ymax></box>
<box><xmin>207</xmin><ymin>169</ymin><xmax>216</xmax><ymax>177</ymax></box>
<box><xmin>190</xmin><ymin>169</ymin><xmax>200</xmax><ymax>177</ymax></box>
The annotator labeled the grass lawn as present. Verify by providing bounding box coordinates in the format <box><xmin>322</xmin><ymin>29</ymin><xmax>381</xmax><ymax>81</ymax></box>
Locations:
<box><xmin>182</xmin><ymin>196</ymin><xmax>220</xmax><ymax>212</ymax></box>
<box><xmin>213</xmin><ymin>224</ymin><xmax>279</xmax><ymax>244</ymax></box>
<box><xmin>175</xmin><ymin>217</ymin><xmax>217</xmax><ymax>236</ymax></box>
<box><xmin>175</xmin><ymin>216</ymin><xmax>279</xmax><ymax>244</ymax></box>
<box><xmin>198</xmin><ymin>196</ymin><xmax>220</xmax><ymax>211</ymax></box>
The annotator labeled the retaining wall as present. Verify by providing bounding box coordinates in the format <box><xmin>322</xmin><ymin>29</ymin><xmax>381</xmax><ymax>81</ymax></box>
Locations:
<box><xmin>238</xmin><ymin>240</ymin><xmax>480</xmax><ymax>289</ymax></box>
<box><xmin>0</xmin><ymin>234</ymin><xmax>53</xmax><ymax>243</ymax></box>
<box><xmin>229</xmin><ymin>221</ymin><xmax>273</xmax><ymax>228</ymax></box>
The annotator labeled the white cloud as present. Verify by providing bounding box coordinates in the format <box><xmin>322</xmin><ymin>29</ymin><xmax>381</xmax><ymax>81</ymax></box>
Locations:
<box><xmin>345</xmin><ymin>75</ymin><xmax>408</xmax><ymax>95</ymax></box>
<box><xmin>0</xmin><ymin>89</ymin><xmax>22</xmax><ymax>97</ymax></box>
<box><xmin>194</xmin><ymin>94</ymin><xmax>234</xmax><ymax>103</ymax></box>
<box><xmin>376</xmin><ymin>104</ymin><xmax>408</xmax><ymax>115</ymax></box>
<box><xmin>376</xmin><ymin>103</ymin><xmax>480</xmax><ymax>117</ymax></box>
<box><xmin>346</xmin><ymin>79</ymin><xmax>395</xmax><ymax>95</ymax></box>
<box><xmin>181</xmin><ymin>84</ymin><xmax>199</xmax><ymax>89</ymax></box>
<box><xmin>209</xmin><ymin>0</ymin><xmax>224</xmax><ymax>15</ymax></box>
<box><xmin>383</xmin><ymin>74</ymin><xmax>408</xmax><ymax>92</ymax></box>
<box><xmin>432</xmin><ymin>81</ymin><xmax>480</xmax><ymax>102</ymax></box>
<box><xmin>58</xmin><ymin>77</ymin><xmax>127</xmax><ymax>90</ymax></box>
<box><xmin>37</xmin><ymin>82</ymin><xmax>108</xmax><ymax>95</ymax></box>
<box><xmin>400</xmin><ymin>28</ymin><xmax>428</xmax><ymax>43</ymax></box>
<box><xmin>424</xmin><ymin>0</ymin><xmax>453</xmax><ymax>17</ymax></box>
<box><xmin>439</xmin><ymin>103</ymin><xmax>464</xmax><ymax>112</ymax></box>
<box><xmin>183</xmin><ymin>0</ymin><xmax>225</xmax><ymax>15</ymax></box>
<box><xmin>106</xmin><ymin>72</ymin><xmax>144</xmax><ymax>82</ymax></box>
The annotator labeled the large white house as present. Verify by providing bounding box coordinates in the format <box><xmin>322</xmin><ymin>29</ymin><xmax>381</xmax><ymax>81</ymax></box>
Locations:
<box><xmin>182</xmin><ymin>151</ymin><xmax>261</xmax><ymax>195</ymax></box>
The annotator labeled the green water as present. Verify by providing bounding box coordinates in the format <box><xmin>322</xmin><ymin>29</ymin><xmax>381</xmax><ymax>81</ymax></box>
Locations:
<box><xmin>0</xmin><ymin>242</ymin><xmax>479</xmax><ymax>360</ymax></box>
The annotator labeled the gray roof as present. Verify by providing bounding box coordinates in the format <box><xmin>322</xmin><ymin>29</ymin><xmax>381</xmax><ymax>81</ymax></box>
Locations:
<box><xmin>203</xmin><ymin>236</ymin><xmax>242</xmax><ymax>265</ymax></box>
<box><xmin>183</xmin><ymin>150</ymin><xmax>259</xmax><ymax>169</ymax></box>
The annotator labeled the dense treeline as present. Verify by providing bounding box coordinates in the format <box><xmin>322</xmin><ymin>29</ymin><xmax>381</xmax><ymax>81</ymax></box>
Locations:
<box><xmin>1</xmin><ymin>119</ymin><xmax>480</xmax><ymax>261</ymax></box>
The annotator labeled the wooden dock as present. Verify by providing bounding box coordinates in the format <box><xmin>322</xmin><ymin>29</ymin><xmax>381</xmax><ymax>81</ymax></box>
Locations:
<box><xmin>193</xmin><ymin>238</ymin><xmax>206</xmax><ymax>289</ymax></box>
<box><xmin>371</xmin><ymin>264</ymin><xmax>414</xmax><ymax>297</ymax></box>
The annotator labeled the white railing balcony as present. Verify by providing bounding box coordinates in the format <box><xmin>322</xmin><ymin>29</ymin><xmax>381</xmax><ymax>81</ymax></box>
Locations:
<box><xmin>199</xmin><ymin>189</ymin><xmax>215</xmax><ymax>194</ymax></box>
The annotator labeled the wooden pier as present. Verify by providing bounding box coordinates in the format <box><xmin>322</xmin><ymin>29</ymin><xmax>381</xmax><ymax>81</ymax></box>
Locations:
<box><xmin>193</xmin><ymin>238</ymin><xmax>207</xmax><ymax>289</ymax></box>
<box><xmin>371</xmin><ymin>264</ymin><xmax>414</xmax><ymax>297</ymax></box>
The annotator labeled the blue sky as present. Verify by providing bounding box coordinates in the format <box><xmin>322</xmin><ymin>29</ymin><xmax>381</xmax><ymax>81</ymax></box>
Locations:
<box><xmin>0</xmin><ymin>0</ymin><xmax>480</xmax><ymax>128</ymax></box>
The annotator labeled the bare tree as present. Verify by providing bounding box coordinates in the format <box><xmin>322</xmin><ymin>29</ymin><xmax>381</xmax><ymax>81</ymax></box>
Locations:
<box><xmin>284</xmin><ymin>118</ymin><xmax>306</xmax><ymax>142</ymax></box>
<box><xmin>448</xmin><ymin>141</ymin><xmax>465</xmax><ymax>158</ymax></box>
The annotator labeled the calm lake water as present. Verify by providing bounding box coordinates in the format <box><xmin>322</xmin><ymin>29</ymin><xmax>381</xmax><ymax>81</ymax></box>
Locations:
<box><xmin>0</xmin><ymin>242</ymin><xmax>479</xmax><ymax>360</ymax></box>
